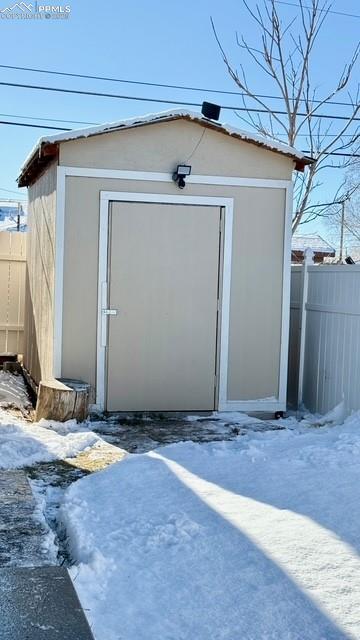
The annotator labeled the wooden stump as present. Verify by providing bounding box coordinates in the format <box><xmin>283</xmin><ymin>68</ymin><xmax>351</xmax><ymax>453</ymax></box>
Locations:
<box><xmin>35</xmin><ymin>378</ymin><xmax>90</xmax><ymax>423</ymax></box>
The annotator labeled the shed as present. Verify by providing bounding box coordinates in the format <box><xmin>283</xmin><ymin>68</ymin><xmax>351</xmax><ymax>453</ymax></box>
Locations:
<box><xmin>18</xmin><ymin>109</ymin><xmax>311</xmax><ymax>414</ymax></box>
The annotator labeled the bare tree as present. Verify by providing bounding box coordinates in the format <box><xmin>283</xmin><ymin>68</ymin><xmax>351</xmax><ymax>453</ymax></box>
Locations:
<box><xmin>325</xmin><ymin>163</ymin><xmax>360</xmax><ymax>258</ymax></box>
<box><xmin>211</xmin><ymin>0</ymin><xmax>360</xmax><ymax>232</ymax></box>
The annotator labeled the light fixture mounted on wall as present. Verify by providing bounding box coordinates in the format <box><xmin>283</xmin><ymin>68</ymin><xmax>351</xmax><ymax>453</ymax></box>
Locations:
<box><xmin>172</xmin><ymin>164</ymin><xmax>192</xmax><ymax>189</ymax></box>
<box><xmin>201</xmin><ymin>101</ymin><xmax>221</xmax><ymax>121</ymax></box>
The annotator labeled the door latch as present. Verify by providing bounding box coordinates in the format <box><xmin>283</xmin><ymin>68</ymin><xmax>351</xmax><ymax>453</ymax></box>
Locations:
<box><xmin>103</xmin><ymin>309</ymin><xmax>118</xmax><ymax>316</ymax></box>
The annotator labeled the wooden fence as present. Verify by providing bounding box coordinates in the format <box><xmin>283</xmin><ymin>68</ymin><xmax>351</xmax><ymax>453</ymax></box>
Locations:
<box><xmin>288</xmin><ymin>256</ymin><xmax>360</xmax><ymax>415</ymax></box>
<box><xmin>0</xmin><ymin>231</ymin><xmax>26</xmax><ymax>355</ymax></box>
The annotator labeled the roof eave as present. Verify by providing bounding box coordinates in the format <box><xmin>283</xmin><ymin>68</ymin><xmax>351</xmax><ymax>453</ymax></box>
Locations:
<box><xmin>18</xmin><ymin>142</ymin><xmax>59</xmax><ymax>188</ymax></box>
<box><xmin>17</xmin><ymin>111</ymin><xmax>314</xmax><ymax>187</ymax></box>
<box><xmin>294</xmin><ymin>157</ymin><xmax>313</xmax><ymax>172</ymax></box>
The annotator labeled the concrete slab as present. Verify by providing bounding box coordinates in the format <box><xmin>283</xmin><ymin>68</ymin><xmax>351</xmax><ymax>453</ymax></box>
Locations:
<box><xmin>0</xmin><ymin>470</ymin><xmax>54</xmax><ymax>567</ymax></box>
<box><xmin>0</xmin><ymin>566</ymin><xmax>94</xmax><ymax>639</ymax></box>
<box><xmin>90</xmin><ymin>414</ymin><xmax>284</xmax><ymax>453</ymax></box>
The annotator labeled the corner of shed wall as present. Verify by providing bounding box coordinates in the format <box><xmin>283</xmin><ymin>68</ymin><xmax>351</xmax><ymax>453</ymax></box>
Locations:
<box><xmin>23</xmin><ymin>161</ymin><xmax>58</xmax><ymax>385</ymax></box>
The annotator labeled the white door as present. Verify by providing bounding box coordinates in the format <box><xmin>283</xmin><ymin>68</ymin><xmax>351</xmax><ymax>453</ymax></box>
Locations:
<box><xmin>106</xmin><ymin>201</ymin><xmax>221</xmax><ymax>411</ymax></box>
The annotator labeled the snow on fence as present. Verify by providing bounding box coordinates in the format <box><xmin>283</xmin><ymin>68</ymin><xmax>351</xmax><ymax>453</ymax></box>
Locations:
<box><xmin>288</xmin><ymin>257</ymin><xmax>360</xmax><ymax>415</ymax></box>
<box><xmin>0</xmin><ymin>231</ymin><xmax>26</xmax><ymax>355</ymax></box>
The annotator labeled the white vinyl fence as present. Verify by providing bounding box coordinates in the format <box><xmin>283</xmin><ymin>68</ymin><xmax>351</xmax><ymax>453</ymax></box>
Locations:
<box><xmin>288</xmin><ymin>265</ymin><xmax>303</xmax><ymax>408</ymax></box>
<box><xmin>288</xmin><ymin>257</ymin><xmax>360</xmax><ymax>415</ymax></box>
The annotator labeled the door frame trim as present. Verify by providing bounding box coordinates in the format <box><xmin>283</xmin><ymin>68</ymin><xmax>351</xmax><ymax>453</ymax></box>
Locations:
<box><xmin>96</xmin><ymin>191</ymin><xmax>234</xmax><ymax>411</ymax></box>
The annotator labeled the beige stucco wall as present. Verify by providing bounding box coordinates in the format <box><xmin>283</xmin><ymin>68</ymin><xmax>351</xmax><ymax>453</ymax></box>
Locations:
<box><xmin>227</xmin><ymin>187</ymin><xmax>285</xmax><ymax>400</ymax></box>
<box><xmin>24</xmin><ymin>162</ymin><xmax>57</xmax><ymax>384</ymax></box>
<box><xmin>59</xmin><ymin>119</ymin><xmax>293</xmax><ymax>180</ymax></box>
<box><xmin>62</xmin><ymin>175</ymin><xmax>288</xmax><ymax>405</ymax></box>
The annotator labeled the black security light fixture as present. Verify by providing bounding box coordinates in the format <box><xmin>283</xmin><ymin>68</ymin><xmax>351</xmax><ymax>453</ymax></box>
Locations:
<box><xmin>173</xmin><ymin>164</ymin><xmax>192</xmax><ymax>189</ymax></box>
<box><xmin>345</xmin><ymin>256</ymin><xmax>355</xmax><ymax>264</ymax></box>
<box><xmin>201</xmin><ymin>101</ymin><xmax>221</xmax><ymax>121</ymax></box>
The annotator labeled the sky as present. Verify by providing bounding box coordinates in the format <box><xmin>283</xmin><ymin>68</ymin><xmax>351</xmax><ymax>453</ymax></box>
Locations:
<box><xmin>0</xmin><ymin>0</ymin><xmax>359</xmax><ymax>247</ymax></box>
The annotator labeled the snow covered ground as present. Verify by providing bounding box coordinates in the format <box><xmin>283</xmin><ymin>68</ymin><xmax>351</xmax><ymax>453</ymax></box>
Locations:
<box><xmin>0</xmin><ymin>408</ymin><xmax>101</xmax><ymax>469</ymax></box>
<box><xmin>1</xmin><ymin>374</ymin><xmax>360</xmax><ymax>639</ymax></box>
<box><xmin>0</xmin><ymin>370</ymin><xmax>32</xmax><ymax>412</ymax></box>
<box><xmin>0</xmin><ymin>371</ymin><xmax>107</xmax><ymax>469</ymax></box>
<box><xmin>61</xmin><ymin>410</ymin><xmax>360</xmax><ymax>640</ymax></box>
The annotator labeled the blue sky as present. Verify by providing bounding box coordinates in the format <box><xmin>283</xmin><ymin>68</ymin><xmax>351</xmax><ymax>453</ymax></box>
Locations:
<box><xmin>0</xmin><ymin>0</ymin><xmax>359</xmax><ymax>243</ymax></box>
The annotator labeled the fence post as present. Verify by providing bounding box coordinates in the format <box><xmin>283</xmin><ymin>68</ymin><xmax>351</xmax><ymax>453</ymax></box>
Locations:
<box><xmin>297</xmin><ymin>247</ymin><xmax>314</xmax><ymax>408</ymax></box>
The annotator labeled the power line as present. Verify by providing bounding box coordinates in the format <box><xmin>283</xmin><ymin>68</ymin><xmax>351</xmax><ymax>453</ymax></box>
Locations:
<box><xmin>0</xmin><ymin>63</ymin><xmax>250</xmax><ymax>97</ymax></box>
<box><xmin>0</xmin><ymin>62</ymin><xmax>357</xmax><ymax>109</ymax></box>
<box><xmin>1</xmin><ymin>117</ymin><xmax>359</xmax><ymax>157</ymax></box>
<box><xmin>0</xmin><ymin>201</ymin><xmax>26</xmax><ymax>205</ymax></box>
<box><xmin>1</xmin><ymin>110</ymin><xmax>358</xmax><ymax>137</ymax></box>
<box><xmin>0</xmin><ymin>196</ymin><xmax>26</xmax><ymax>201</ymax></box>
<box><xmin>0</xmin><ymin>187</ymin><xmax>26</xmax><ymax>195</ymax></box>
<box><xmin>302</xmin><ymin>150</ymin><xmax>360</xmax><ymax>158</ymax></box>
<box><xmin>0</xmin><ymin>119</ymin><xmax>69</xmax><ymax>131</ymax></box>
<box><xmin>0</xmin><ymin>112</ymin><xmax>96</xmax><ymax>126</ymax></box>
<box><xmin>276</xmin><ymin>132</ymin><xmax>355</xmax><ymax>137</ymax></box>
<box><xmin>0</xmin><ymin>110</ymin><xmax>357</xmax><ymax>136</ymax></box>
<box><xmin>271</xmin><ymin>0</ymin><xmax>360</xmax><ymax>19</ymax></box>
<box><xmin>0</xmin><ymin>79</ymin><xmax>202</xmax><ymax>107</ymax></box>
<box><xmin>0</xmin><ymin>80</ymin><xmax>359</xmax><ymax>122</ymax></box>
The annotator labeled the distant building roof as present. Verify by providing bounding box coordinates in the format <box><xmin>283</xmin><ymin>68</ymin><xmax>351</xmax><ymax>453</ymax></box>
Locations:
<box><xmin>292</xmin><ymin>234</ymin><xmax>336</xmax><ymax>254</ymax></box>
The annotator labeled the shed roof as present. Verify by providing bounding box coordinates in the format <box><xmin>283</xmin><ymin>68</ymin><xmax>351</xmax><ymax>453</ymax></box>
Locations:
<box><xmin>18</xmin><ymin>108</ymin><xmax>313</xmax><ymax>187</ymax></box>
<box><xmin>292</xmin><ymin>234</ymin><xmax>336</xmax><ymax>254</ymax></box>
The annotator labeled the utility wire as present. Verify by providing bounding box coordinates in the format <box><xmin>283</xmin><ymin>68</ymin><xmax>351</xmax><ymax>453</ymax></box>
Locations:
<box><xmin>0</xmin><ymin>111</ymin><xmax>96</xmax><ymax>126</ymax></box>
<box><xmin>0</xmin><ymin>119</ymin><xmax>68</xmax><ymax>131</ymax></box>
<box><xmin>0</xmin><ymin>63</ymin><xmax>357</xmax><ymax>109</ymax></box>
<box><xmin>302</xmin><ymin>151</ymin><xmax>360</xmax><ymax>158</ymax></box>
<box><xmin>0</xmin><ymin>80</ymin><xmax>359</xmax><ymax>122</ymax></box>
<box><xmin>1</xmin><ymin>118</ymin><xmax>359</xmax><ymax>157</ymax></box>
<box><xmin>271</xmin><ymin>0</ymin><xmax>360</xmax><ymax>19</ymax></box>
<box><xmin>0</xmin><ymin>187</ymin><xmax>26</xmax><ymax>195</ymax></box>
<box><xmin>0</xmin><ymin>111</ymin><xmax>356</xmax><ymax>136</ymax></box>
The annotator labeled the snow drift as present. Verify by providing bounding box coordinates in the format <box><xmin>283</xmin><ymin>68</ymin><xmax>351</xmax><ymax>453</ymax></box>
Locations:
<box><xmin>0</xmin><ymin>409</ymin><xmax>100</xmax><ymax>469</ymax></box>
<box><xmin>61</xmin><ymin>412</ymin><xmax>360</xmax><ymax>640</ymax></box>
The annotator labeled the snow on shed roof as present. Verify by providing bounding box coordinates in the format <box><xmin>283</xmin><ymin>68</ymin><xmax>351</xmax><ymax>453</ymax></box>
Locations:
<box><xmin>292</xmin><ymin>234</ymin><xmax>336</xmax><ymax>254</ymax></box>
<box><xmin>18</xmin><ymin>109</ymin><xmax>313</xmax><ymax>187</ymax></box>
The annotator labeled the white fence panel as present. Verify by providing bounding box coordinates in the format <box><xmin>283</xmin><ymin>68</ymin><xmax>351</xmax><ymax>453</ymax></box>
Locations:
<box><xmin>303</xmin><ymin>266</ymin><xmax>360</xmax><ymax>414</ymax></box>
<box><xmin>287</xmin><ymin>266</ymin><xmax>302</xmax><ymax>407</ymax></box>
<box><xmin>288</xmin><ymin>263</ymin><xmax>360</xmax><ymax>415</ymax></box>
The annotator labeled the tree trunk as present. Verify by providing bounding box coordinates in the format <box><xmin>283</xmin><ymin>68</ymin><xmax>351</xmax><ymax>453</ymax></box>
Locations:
<box><xmin>35</xmin><ymin>378</ymin><xmax>90</xmax><ymax>423</ymax></box>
